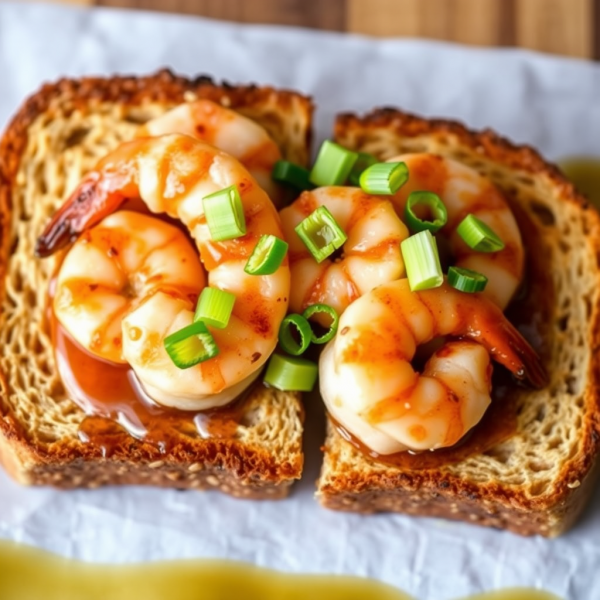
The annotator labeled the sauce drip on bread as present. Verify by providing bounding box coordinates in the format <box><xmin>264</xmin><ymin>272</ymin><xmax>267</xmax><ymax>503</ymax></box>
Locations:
<box><xmin>50</xmin><ymin>302</ymin><xmax>248</xmax><ymax>455</ymax></box>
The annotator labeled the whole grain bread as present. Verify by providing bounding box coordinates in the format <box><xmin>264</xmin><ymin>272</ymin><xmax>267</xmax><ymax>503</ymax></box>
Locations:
<box><xmin>317</xmin><ymin>108</ymin><xmax>600</xmax><ymax>535</ymax></box>
<box><xmin>0</xmin><ymin>70</ymin><xmax>313</xmax><ymax>499</ymax></box>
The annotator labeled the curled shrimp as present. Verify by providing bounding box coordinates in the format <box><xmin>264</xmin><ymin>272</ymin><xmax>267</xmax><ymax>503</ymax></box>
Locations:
<box><xmin>138</xmin><ymin>100</ymin><xmax>284</xmax><ymax>206</ymax></box>
<box><xmin>53</xmin><ymin>210</ymin><xmax>205</xmax><ymax>365</ymax></box>
<box><xmin>388</xmin><ymin>153</ymin><xmax>524</xmax><ymax>309</ymax></box>
<box><xmin>37</xmin><ymin>133</ymin><xmax>290</xmax><ymax>410</ymax></box>
<box><xmin>279</xmin><ymin>187</ymin><xmax>409</xmax><ymax>321</ymax></box>
<box><xmin>320</xmin><ymin>279</ymin><xmax>546</xmax><ymax>454</ymax></box>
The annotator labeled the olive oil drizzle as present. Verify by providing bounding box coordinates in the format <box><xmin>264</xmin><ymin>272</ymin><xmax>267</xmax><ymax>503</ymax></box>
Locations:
<box><xmin>0</xmin><ymin>540</ymin><xmax>562</xmax><ymax>600</ymax></box>
<box><xmin>558</xmin><ymin>157</ymin><xmax>600</xmax><ymax>208</ymax></box>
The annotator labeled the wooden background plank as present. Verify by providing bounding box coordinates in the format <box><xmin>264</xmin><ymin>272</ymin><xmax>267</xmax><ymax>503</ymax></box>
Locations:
<box><xmin>515</xmin><ymin>0</ymin><xmax>593</xmax><ymax>59</ymax></box>
<box><xmin>346</xmin><ymin>0</ymin><xmax>509</xmax><ymax>46</ymax></box>
<box><xmin>98</xmin><ymin>0</ymin><xmax>346</xmax><ymax>29</ymax></box>
<box><xmin>39</xmin><ymin>0</ymin><xmax>600</xmax><ymax>59</ymax></box>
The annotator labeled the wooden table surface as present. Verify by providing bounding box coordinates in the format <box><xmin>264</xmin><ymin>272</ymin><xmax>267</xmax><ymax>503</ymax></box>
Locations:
<box><xmin>45</xmin><ymin>0</ymin><xmax>600</xmax><ymax>60</ymax></box>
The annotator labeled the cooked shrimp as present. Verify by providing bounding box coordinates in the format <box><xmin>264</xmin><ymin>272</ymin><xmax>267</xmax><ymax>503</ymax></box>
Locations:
<box><xmin>320</xmin><ymin>279</ymin><xmax>546</xmax><ymax>454</ymax></box>
<box><xmin>54</xmin><ymin>210</ymin><xmax>205</xmax><ymax>365</ymax></box>
<box><xmin>138</xmin><ymin>100</ymin><xmax>284</xmax><ymax>205</ymax></box>
<box><xmin>279</xmin><ymin>187</ymin><xmax>409</xmax><ymax>321</ymax></box>
<box><xmin>37</xmin><ymin>134</ymin><xmax>290</xmax><ymax>410</ymax></box>
<box><xmin>387</xmin><ymin>153</ymin><xmax>524</xmax><ymax>309</ymax></box>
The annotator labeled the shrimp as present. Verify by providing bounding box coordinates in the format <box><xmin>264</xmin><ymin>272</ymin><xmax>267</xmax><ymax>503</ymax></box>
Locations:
<box><xmin>36</xmin><ymin>133</ymin><xmax>290</xmax><ymax>411</ymax></box>
<box><xmin>320</xmin><ymin>279</ymin><xmax>546</xmax><ymax>454</ymax></box>
<box><xmin>53</xmin><ymin>211</ymin><xmax>205</xmax><ymax>365</ymax></box>
<box><xmin>279</xmin><ymin>187</ymin><xmax>409</xmax><ymax>321</ymax></box>
<box><xmin>387</xmin><ymin>153</ymin><xmax>524</xmax><ymax>309</ymax></box>
<box><xmin>138</xmin><ymin>100</ymin><xmax>284</xmax><ymax>206</ymax></box>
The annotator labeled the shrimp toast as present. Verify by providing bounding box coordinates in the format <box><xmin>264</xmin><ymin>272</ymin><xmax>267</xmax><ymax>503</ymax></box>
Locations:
<box><xmin>317</xmin><ymin>108</ymin><xmax>600</xmax><ymax>536</ymax></box>
<box><xmin>0</xmin><ymin>70</ymin><xmax>312</xmax><ymax>498</ymax></box>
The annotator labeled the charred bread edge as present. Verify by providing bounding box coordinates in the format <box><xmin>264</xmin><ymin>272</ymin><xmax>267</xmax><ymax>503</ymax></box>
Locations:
<box><xmin>0</xmin><ymin>69</ymin><xmax>313</xmax><ymax>495</ymax></box>
<box><xmin>319</xmin><ymin>107</ymin><xmax>600</xmax><ymax>530</ymax></box>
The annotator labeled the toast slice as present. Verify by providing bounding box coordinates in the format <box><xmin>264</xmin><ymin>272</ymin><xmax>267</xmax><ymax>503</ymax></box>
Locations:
<box><xmin>0</xmin><ymin>69</ymin><xmax>313</xmax><ymax>499</ymax></box>
<box><xmin>317</xmin><ymin>108</ymin><xmax>600</xmax><ymax>535</ymax></box>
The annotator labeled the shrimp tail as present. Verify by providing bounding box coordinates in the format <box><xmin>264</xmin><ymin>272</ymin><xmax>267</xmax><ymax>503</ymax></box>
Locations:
<box><xmin>35</xmin><ymin>172</ymin><xmax>124</xmax><ymax>258</ymax></box>
<box><xmin>467</xmin><ymin>313</ymin><xmax>547</xmax><ymax>389</ymax></box>
<box><xmin>502</xmin><ymin>321</ymin><xmax>548</xmax><ymax>389</ymax></box>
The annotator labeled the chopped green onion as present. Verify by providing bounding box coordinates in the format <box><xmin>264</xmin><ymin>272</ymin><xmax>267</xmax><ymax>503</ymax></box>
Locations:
<box><xmin>400</xmin><ymin>230</ymin><xmax>443</xmax><ymax>291</ymax></box>
<box><xmin>202</xmin><ymin>185</ymin><xmax>246</xmax><ymax>241</ymax></box>
<box><xmin>295</xmin><ymin>205</ymin><xmax>347</xmax><ymax>263</ymax></box>
<box><xmin>302</xmin><ymin>303</ymin><xmax>339</xmax><ymax>344</ymax></box>
<box><xmin>348</xmin><ymin>152</ymin><xmax>377</xmax><ymax>186</ymax></box>
<box><xmin>447</xmin><ymin>266</ymin><xmax>488</xmax><ymax>293</ymax></box>
<box><xmin>457</xmin><ymin>214</ymin><xmax>505</xmax><ymax>253</ymax></box>
<box><xmin>272</xmin><ymin>160</ymin><xmax>312</xmax><ymax>191</ymax></box>
<box><xmin>263</xmin><ymin>353</ymin><xmax>318</xmax><ymax>392</ymax></box>
<box><xmin>244</xmin><ymin>234</ymin><xmax>289</xmax><ymax>276</ymax></box>
<box><xmin>164</xmin><ymin>321</ymin><xmax>219</xmax><ymax>369</ymax></box>
<box><xmin>278</xmin><ymin>314</ymin><xmax>312</xmax><ymax>356</ymax></box>
<box><xmin>194</xmin><ymin>288</ymin><xmax>236</xmax><ymax>329</ymax></box>
<box><xmin>309</xmin><ymin>141</ymin><xmax>358</xmax><ymax>187</ymax></box>
<box><xmin>404</xmin><ymin>191</ymin><xmax>448</xmax><ymax>233</ymax></box>
<box><xmin>359</xmin><ymin>161</ymin><xmax>409</xmax><ymax>195</ymax></box>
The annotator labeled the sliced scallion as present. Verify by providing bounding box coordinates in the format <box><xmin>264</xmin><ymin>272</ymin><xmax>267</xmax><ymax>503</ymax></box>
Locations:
<box><xmin>295</xmin><ymin>205</ymin><xmax>347</xmax><ymax>263</ymax></box>
<box><xmin>309</xmin><ymin>141</ymin><xmax>358</xmax><ymax>187</ymax></box>
<box><xmin>263</xmin><ymin>353</ymin><xmax>318</xmax><ymax>392</ymax></box>
<box><xmin>400</xmin><ymin>230</ymin><xmax>443</xmax><ymax>291</ymax></box>
<box><xmin>194</xmin><ymin>288</ymin><xmax>236</xmax><ymax>329</ymax></box>
<box><xmin>244</xmin><ymin>234</ymin><xmax>289</xmax><ymax>276</ymax></box>
<box><xmin>271</xmin><ymin>160</ymin><xmax>312</xmax><ymax>191</ymax></box>
<box><xmin>278</xmin><ymin>314</ymin><xmax>312</xmax><ymax>356</ymax></box>
<box><xmin>457</xmin><ymin>214</ymin><xmax>505</xmax><ymax>253</ymax></box>
<box><xmin>359</xmin><ymin>161</ymin><xmax>409</xmax><ymax>195</ymax></box>
<box><xmin>348</xmin><ymin>152</ymin><xmax>377</xmax><ymax>186</ymax></box>
<box><xmin>447</xmin><ymin>266</ymin><xmax>488</xmax><ymax>293</ymax></box>
<box><xmin>302</xmin><ymin>303</ymin><xmax>339</xmax><ymax>344</ymax></box>
<box><xmin>202</xmin><ymin>185</ymin><xmax>246</xmax><ymax>241</ymax></box>
<box><xmin>164</xmin><ymin>321</ymin><xmax>219</xmax><ymax>369</ymax></box>
<box><xmin>404</xmin><ymin>191</ymin><xmax>448</xmax><ymax>233</ymax></box>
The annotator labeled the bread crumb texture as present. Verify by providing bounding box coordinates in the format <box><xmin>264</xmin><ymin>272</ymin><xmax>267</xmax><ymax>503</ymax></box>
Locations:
<box><xmin>317</xmin><ymin>108</ymin><xmax>600</xmax><ymax>536</ymax></box>
<box><xmin>0</xmin><ymin>71</ymin><xmax>312</xmax><ymax>497</ymax></box>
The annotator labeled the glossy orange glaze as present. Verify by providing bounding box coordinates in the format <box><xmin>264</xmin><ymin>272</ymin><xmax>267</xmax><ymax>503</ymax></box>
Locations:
<box><xmin>52</xmin><ymin>209</ymin><xmax>205</xmax><ymax>364</ymax></box>
<box><xmin>416</xmin><ymin>284</ymin><xmax>545</xmax><ymax>386</ymax></box>
<box><xmin>393</xmin><ymin>153</ymin><xmax>448</xmax><ymax>200</ymax></box>
<box><xmin>333</xmin><ymin>375</ymin><xmax>518</xmax><ymax>469</ymax></box>
<box><xmin>301</xmin><ymin>264</ymin><xmax>360</xmax><ymax>312</ymax></box>
<box><xmin>138</xmin><ymin>100</ymin><xmax>282</xmax><ymax>181</ymax></box>
<box><xmin>335</xmin><ymin>203</ymin><xmax>552</xmax><ymax>468</ymax></box>
<box><xmin>444</xmin><ymin>193</ymin><xmax>508</xmax><ymax>229</ymax></box>
<box><xmin>39</xmin><ymin>134</ymin><xmax>289</xmax><ymax>403</ymax></box>
<box><xmin>197</xmin><ymin>176</ymin><xmax>284</xmax><ymax>271</ymax></box>
<box><xmin>293</xmin><ymin>191</ymin><xmax>319</xmax><ymax>217</ymax></box>
<box><xmin>189</xmin><ymin>100</ymin><xmax>230</xmax><ymax>143</ymax></box>
<box><xmin>343</xmin><ymin>190</ymin><xmax>387</xmax><ymax>229</ymax></box>
<box><xmin>241</xmin><ymin>139</ymin><xmax>282</xmax><ymax>171</ymax></box>
<box><xmin>345</xmin><ymin>238</ymin><xmax>401</xmax><ymax>260</ymax></box>
<box><xmin>388</xmin><ymin>153</ymin><xmax>524</xmax><ymax>289</ymax></box>
<box><xmin>282</xmin><ymin>188</ymin><xmax>407</xmax><ymax>314</ymax></box>
<box><xmin>52</xmin><ymin>313</ymin><xmax>249</xmax><ymax>456</ymax></box>
<box><xmin>339</xmin><ymin>320</ymin><xmax>408</xmax><ymax>364</ymax></box>
<box><xmin>39</xmin><ymin>135</ymin><xmax>283</xmax><ymax>256</ymax></box>
<box><xmin>355</xmin><ymin>341</ymin><xmax>488</xmax><ymax>448</ymax></box>
<box><xmin>45</xmin><ymin>200</ymin><xmax>262</xmax><ymax>454</ymax></box>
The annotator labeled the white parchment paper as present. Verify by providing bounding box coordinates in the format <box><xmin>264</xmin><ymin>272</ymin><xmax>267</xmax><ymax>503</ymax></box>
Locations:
<box><xmin>1</xmin><ymin>3</ymin><xmax>600</xmax><ymax>599</ymax></box>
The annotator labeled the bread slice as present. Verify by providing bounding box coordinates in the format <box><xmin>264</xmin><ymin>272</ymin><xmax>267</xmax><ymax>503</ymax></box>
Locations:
<box><xmin>0</xmin><ymin>69</ymin><xmax>313</xmax><ymax>499</ymax></box>
<box><xmin>317</xmin><ymin>108</ymin><xmax>600</xmax><ymax>536</ymax></box>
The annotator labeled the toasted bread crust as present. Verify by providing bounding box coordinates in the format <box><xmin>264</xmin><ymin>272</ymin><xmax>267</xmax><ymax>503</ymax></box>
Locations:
<box><xmin>0</xmin><ymin>70</ymin><xmax>312</xmax><ymax>498</ymax></box>
<box><xmin>318</xmin><ymin>108</ymin><xmax>600</xmax><ymax>535</ymax></box>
